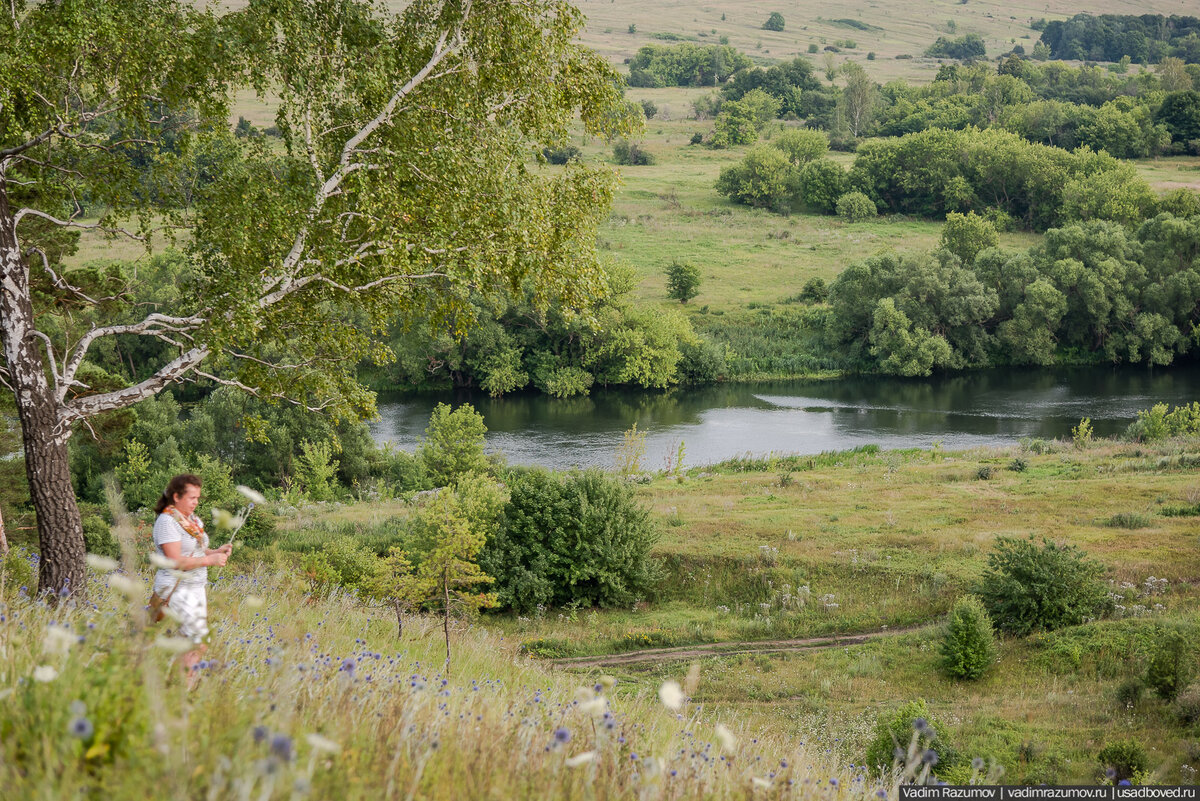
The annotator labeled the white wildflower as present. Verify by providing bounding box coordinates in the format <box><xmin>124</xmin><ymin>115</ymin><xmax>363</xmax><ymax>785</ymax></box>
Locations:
<box><xmin>148</xmin><ymin>553</ymin><xmax>177</xmax><ymax>570</ymax></box>
<box><xmin>715</xmin><ymin>723</ymin><xmax>737</xmax><ymax>752</ymax></box>
<box><xmin>107</xmin><ymin>574</ymin><xmax>143</xmax><ymax>599</ymax></box>
<box><xmin>237</xmin><ymin>485</ymin><xmax>267</xmax><ymax>505</ymax></box>
<box><xmin>658</xmin><ymin>680</ymin><xmax>684</xmax><ymax>711</ymax></box>
<box><xmin>306</xmin><ymin>733</ymin><xmax>341</xmax><ymax>754</ymax></box>
<box><xmin>32</xmin><ymin>665</ymin><xmax>58</xmax><ymax>682</ymax></box>
<box><xmin>574</xmin><ymin>686</ymin><xmax>595</xmax><ymax>703</ymax></box>
<box><xmin>244</xmin><ymin>595</ymin><xmax>265</xmax><ymax>609</ymax></box>
<box><xmin>211</xmin><ymin>508</ymin><xmax>235</xmax><ymax>529</ymax></box>
<box><xmin>565</xmin><ymin>751</ymin><xmax>596</xmax><ymax>768</ymax></box>
<box><xmin>42</xmin><ymin>625</ymin><xmax>75</xmax><ymax>657</ymax></box>
<box><xmin>154</xmin><ymin>636</ymin><xmax>195</xmax><ymax>654</ymax></box>
<box><xmin>85</xmin><ymin>554</ymin><xmax>119</xmax><ymax>572</ymax></box>
<box><xmin>752</xmin><ymin>777</ymin><xmax>772</xmax><ymax>789</ymax></box>
<box><xmin>579</xmin><ymin>698</ymin><xmax>607</xmax><ymax>718</ymax></box>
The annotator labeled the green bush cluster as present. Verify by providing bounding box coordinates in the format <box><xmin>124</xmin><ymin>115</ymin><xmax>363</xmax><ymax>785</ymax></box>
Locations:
<box><xmin>627</xmin><ymin>43</ymin><xmax>751</xmax><ymax>87</ymax></box>
<box><xmin>1124</xmin><ymin>402</ymin><xmax>1200</xmax><ymax>441</ymax></box>
<box><xmin>865</xmin><ymin>699</ymin><xmax>959</xmax><ymax>777</ymax></box>
<box><xmin>939</xmin><ymin>595</ymin><xmax>998</xmax><ymax>680</ymax></box>
<box><xmin>480</xmin><ymin>469</ymin><xmax>660</xmax><ymax>613</ymax></box>
<box><xmin>1039</xmin><ymin>14</ymin><xmax>1200</xmax><ymax>63</ymax></box>
<box><xmin>835</xmin><ymin>191</ymin><xmax>876</xmax><ymax>222</ymax></box>
<box><xmin>975</xmin><ymin>536</ymin><xmax>1110</xmax><ymax>636</ymax></box>
<box><xmin>1096</xmin><ymin>740</ymin><xmax>1148</xmax><ymax>783</ymax></box>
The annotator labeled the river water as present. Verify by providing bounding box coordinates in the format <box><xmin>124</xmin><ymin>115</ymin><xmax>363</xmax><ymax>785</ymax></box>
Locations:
<box><xmin>370</xmin><ymin>366</ymin><xmax>1200</xmax><ymax>470</ymax></box>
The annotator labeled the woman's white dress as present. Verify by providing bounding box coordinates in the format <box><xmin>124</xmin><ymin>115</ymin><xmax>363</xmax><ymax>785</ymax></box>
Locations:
<box><xmin>152</xmin><ymin>513</ymin><xmax>209</xmax><ymax>644</ymax></box>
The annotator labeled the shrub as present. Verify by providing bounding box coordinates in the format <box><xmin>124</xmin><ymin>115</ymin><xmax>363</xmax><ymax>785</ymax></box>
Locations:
<box><xmin>797</xmin><ymin>159</ymin><xmax>847</xmax><ymax>213</ymax></box>
<box><xmin>81</xmin><ymin>509</ymin><xmax>119</xmax><ymax>560</ymax></box>
<box><xmin>666</xmin><ymin>261</ymin><xmax>702</xmax><ymax>303</ymax></box>
<box><xmin>481</xmin><ymin>469</ymin><xmax>660</xmax><ymax>612</ymax></box>
<box><xmin>836</xmin><ymin>191</ymin><xmax>876</xmax><ymax>222</ymax></box>
<box><xmin>689</xmin><ymin>131</ymin><xmax>704</xmax><ymax>145</ymax></box>
<box><xmin>419</xmin><ymin>403</ymin><xmax>489</xmax><ymax>487</ymax></box>
<box><xmin>808</xmin><ymin>44</ymin><xmax>819</xmax><ymax>53</ymax></box>
<box><xmin>542</xmin><ymin>145</ymin><xmax>581</xmax><ymax>164</ymax></box>
<box><xmin>1072</xmin><ymin>417</ymin><xmax>1094</xmax><ymax>448</ymax></box>
<box><xmin>865</xmin><ymin>699</ymin><xmax>958</xmax><ymax>777</ymax></box>
<box><xmin>975</xmin><ymin>536</ymin><xmax>1110</xmax><ymax>635</ymax></box>
<box><xmin>1097</xmin><ymin>740</ymin><xmax>1148</xmax><ymax>783</ymax></box>
<box><xmin>1124</xmin><ymin>402</ymin><xmax>1200</xmax><ymax>442</ymax></box>
<box><xmin>1105</xmin><ymin>511</ymin><xmax>1150</xmax><ymax>529</ymax></box>
<box><xmin>763</xmin><ymin>12</ymin><xmax>784</xmax><ymax>31</ymax></box>
<box><xmin>678</xmin><ymin>339</ymin><xmax>727</xmax><ymax>385</ymax></box>
<box><xmin>613</xmin><ymin>139</ymin><xmax>654</xmax><ymax>165</ymax></box>
<box><xmin>301</xmin><ymin>535</ymin><xmax>382</xmax><ymax>596</ymax></box>
<box><xmin>1173</xmin><ymin>682</ymin><xmax>1200</xmax><ymax>724</ymax></box>
<box><xmin>975</xmin><ymin>465</ymin><xmax>993</xmax><ymax>480</ymax></box>
<box><xmin>770</xmin><ymin>129</ymin><xmax>828</xmax><ymax>165</ymax></box>
<box><xmin>639</xmin><ymin>99</ymin><xmax>657</xmax><ymax>119</ymax></box>
<box><xmin>797</xmin><ymin>276</ymin><xmax>829</xmax><ymax>303</ymax></box>
<box><xmin>715</xmin><ymin>146</ymin><xmax>795</xmax><ymax>210</ymax></box>
<box><xmin>939</xmin><ymin>211</ymin><xmax>998</xmax><ymax>266</ymax></box>
<box><xmin>1146</xmin><ymin>629</ymin><xmax>1192</xmax><ymax>701</ymax></box>
<box><xmin>1008</xmin><ymin>457</ymin><xmax>1028</xmax><ymax>472</ymax></box>
<box><xmin>940</xmin><ymin>595</ymin><xmax>998</xmax><ymax>680</ymax></box>
<box><xmin>1115</xmin><ymin>678</ymin><xmax>1144</xmax><ymax>710</ymax></box>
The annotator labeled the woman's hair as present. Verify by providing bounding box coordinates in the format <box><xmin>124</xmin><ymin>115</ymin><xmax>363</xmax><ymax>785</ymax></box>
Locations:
<box><xmin>154</xmin><ymin>473</ymin><xmax>203</xmax><ymax>515</ymax></box>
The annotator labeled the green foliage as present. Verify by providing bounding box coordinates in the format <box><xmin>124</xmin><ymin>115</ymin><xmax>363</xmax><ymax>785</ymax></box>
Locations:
<box><xmin>627</xmin><ymin>43</ymin><xmax>752</xmax><ymax>87</ymax></box>
<box><xmin>865</xmin><ymin>699</ymin><xmax>958</xmax><ymax>776</ymax></box>
<box><xmin>711</xmin><ymin>90</ymin><xmax>780</xmax><ymax>147</ymax></box>
<box><xmin>1072</xmin><ymin>418</ymin><xmax>1094</xmax><ymax>448</ymax></box>
<box><xmin>301</xmin><ymin>535</ymin><xmax>381</xmax><ymax>597</ymax></box>
<box><xmin>715</xmin><ymin>146</ymin><xmax>795</xmax><ymax>210</ymax></box>
<box><xmin>925</xmin><ymin>34</ymin><xmax>986</xmax><ymax>60</ymax></box>
<box><xmin>797</xmin><ymin>277</ymin><xmax>829</xmax><ymax>303</ymax></box>
<box><xmin>1173</xmin><ymin>682</ymin><xmax>1200</xmax><ymax>724</ymax></box>
<box><xmin>295</xmin><ymin>440</ymin><xmax>340</xmax><ymax>502</ymax></box>
<box><xmin>1096</xmin><ymin>740</ymin><xmax>1148</xmax><ymax>783</ymax></box>
<box><xmin>939</xmin><ymin>212</ymin><xmax>998</xmax><ymax>266</ymax></box>
<box><xmin>639</xmin><ymin>99</ymin><xmax>658</xmax><ymax>120</ymax></box>
<box><xmin>796</xmin><ymin>159</ymin><xmax>848</xmax><ymax>213</ymax></box>
<box><xmin>1124</xmin><ymin>402</ymin><xmax>1200</xmax><ymax>442</ymax></box>
<box><xmin>613</xmin><ymin>139</ymin><xmax>655</xmax><ymax>165</ymax></box>
<box><xmin>1040</xmin><ymin>14</ymin><xmax>1200</xmax><ymax>64</ymax></box>
<box><xmin>1115</xmin><ymin>678</ymin><xmax>1144</xmax><ymax>709</ymax></box>
<box><xmin>615</xmin><ymin>423</ymin><xmax>647</xmax><ymax>477</ymax></box>
<box><xmin>975</xmin><ymin>536</ymin><xmax>1110</xmax><ymax>636</ymax></box>
<box><xmin>1146</xmin><ymin>629</ymin><xmax>1193</xmax><ymax>701</ymax></box>
<box><xmin>419</xmin><ymin>404</ymin><xmax>489</xmax><ymax>488</ymax></box>
<box><xmin>542</xmin><ymin>145</ymin><xmax>581</xmax><ymax>165</ymax></box>
<box><xmin>940</xmin><ymin>595</ymin><xmax>998</xmax><ymax>680</ymax></box>
<box><xmin>770</xmin><ymin>129</ymin><xmax>829</xmax><ymax>165</ymax></box>
<box><xmin>480</xmin><ymin>469</ymin><xmax>659</xmax><ymax>612</ymax></box>
<box><xmin>665</xmin><ymin>261</ymin><xmax>702</xmax><ymax>304</ymax></box>
<box><xmin>836</xmin><ymin>191</ymin><xmax>877</xmax><ymax>222</ymax></box>
<box><xmin>762</xmin><ymin>13</ymin><xmax>785</xmax><ymax>32</ymax></box>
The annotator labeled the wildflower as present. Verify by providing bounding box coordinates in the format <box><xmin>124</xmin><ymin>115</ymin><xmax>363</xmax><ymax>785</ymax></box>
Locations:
<box><xmin>340</xmin><ymin>657</ymin><xmax>356</xmax><ymax>674</ymax></box>
<box><xmin>85</xmin><ymin>554</ymin><xmax>119</xmax><ymax>572</ymax></box>
<box><xmin>554</xmin><ymin>727</ymin><xmax>571</xmax><ymax>744</ymax></box>
<box><xmin>830</xmin><ymin>778</ymin><xmax>840</xmax><ymax>787</ymax></box>
<box><xmin>715</xmin><ymin>723</ymin><xmax>737</xmax><ymax>751</ymax></box>
<box><xmin>69</xmin><ymin>717</ymin><xmax>94</xmax><ymax>739</ymax></box>
<box><xmin>753</xmin><ymin>777</ymin><xmax>771</xmax><ymax>788</ymax></box>
<box><xmin>913</xmin><ymin>717</ymin><xmax>930</xmax><ymax>736</ymax></box>
<box><xmin>107</xmin><ymin>574</ymin><xmax>143</xmax><ymax>599</ymax></box>
<box><xmin>270</xmin><ymin>734</ymin><xmax>294</xmax><ymax>762</ymax></box>
<box><xmin>253</xmin><ymin>725</ymin><xmax>269</xmax><ymax>744</ymax></box>
<box><xmin>579</xmin><ymin>697</ymin><xmax>607</xmax><ymax>717</ymax></box>
<box><xmin>1106</xmin><ymin>767</ymin><xmax>1117</xmax><ymax>780</ymax></box>
<box><xmin>237</xmin><ymin>485</ymin><xmax>267</xmax><ymax>505</ymax></box>
<box><xmin>148</xmin><ymin>553</ymin><xmax>177</xmax><ymax>570</ymax></box>
<box><xmin>70</xmin><ymin>700</ymin><xmax>87</xmax><ymax>717</ymax></box>
<box><xmin>972</xmin><ymin>757</ymin><xmax>985</xmax><ymax>771</ymax></box>
<box><xmin>211</xmin><ymin>508</ymin><xmax>235</xmax><ymax>529</ymax></box>
<box><xmin>877</xmin><ymin>791</ymin><xmax>888</xmax><ymax>799</ymax></box>
<box><xmin>922</xmin><ymin>749</ymin><xmax>939</xmax><ymax>766</ymax></box>
<box><xmin>659</xmin><ymin>680</ymin><xmax>684</xmax><ymax>711</ymax></box>
<box><xmin>306</xmin><ymin>733</ymin><xmax>340</xmax><ymax>754</ymax></box>
<box><xmin>32</xmin><ymin>665</ymin><xmax>58</xmax><ymax>682</ymax></box>
<box><xmin>1118</xmin><ymin>780</ymin><xmax>1131</xmax><ymax>787</ymax></box>
<box><xmin>565</xmin><ymin>751</ymin><xmax>596</xmax><ymax>767</ymax></box>
<box><xmin>245</xmin><ymin>595</ymin><xmax>265</xmax><ymax>610</ymax></box>
<box><xmin>42</xmin><ymin>625</ymin><xmax>75</xmax><ymax>657</ymax></box>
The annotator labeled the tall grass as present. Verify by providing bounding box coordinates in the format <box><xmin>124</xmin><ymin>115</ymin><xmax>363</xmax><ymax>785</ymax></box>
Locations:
<box><xmin>0</xmin><ymin>553</ymin><xmax>890</xmax><ymax>800</ymax></box>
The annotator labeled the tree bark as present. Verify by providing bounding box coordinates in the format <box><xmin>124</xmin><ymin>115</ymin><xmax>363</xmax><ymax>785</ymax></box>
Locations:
<box><xmin>0</xmin><ymin>183</ymin><xmax>85</xmax><ymax>597</ymax></box>
<box><xmin>0</xmin><ymin>504</ymin><xmax>7</xmax><ymax>555</ymax></box>
<box><xmin>442</xmin><ymin>567</ymin><xmax>451</xmax><ymax>678</ymax></box>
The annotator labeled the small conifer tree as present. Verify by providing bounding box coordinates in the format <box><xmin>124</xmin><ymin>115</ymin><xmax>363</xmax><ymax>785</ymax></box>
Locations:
<box><xmin>940</xmin><ymin>595</ymin><xmax>998</xmax><ymax>680</ymax></box>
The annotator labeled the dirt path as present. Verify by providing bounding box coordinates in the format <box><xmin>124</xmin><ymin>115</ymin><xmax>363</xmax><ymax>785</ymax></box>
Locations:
<box><xmin>543</xmin><ymin>624</ymin><xmax>934</xmax><ymax>668</ymax></box>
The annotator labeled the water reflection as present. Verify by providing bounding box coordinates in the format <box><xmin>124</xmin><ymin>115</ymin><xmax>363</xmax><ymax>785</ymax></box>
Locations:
<box><xmin>370</xmin><ymin>365</ymin><xmax>1200</xmax><ymax>469</ymax></box>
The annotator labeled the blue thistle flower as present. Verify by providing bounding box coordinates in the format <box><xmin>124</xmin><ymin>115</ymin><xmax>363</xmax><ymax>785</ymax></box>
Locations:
<box><xmin>69</xmin><ymin>717</ymin><xmax>93</xmax><ymax>739</ymax></box>
<box><xmin>553</xmin><ymin>727</ymin><xmax>571</xmax><ymax>744</ymax></box>
<box><xmin>922</xmin><ymin>749</ymin><xmax>939</xmax><ymax>766</ymax></box>
<box><xmin>270</xmin><ymin>734</ymin><xmax>293</xmax><ymax>762</ymax></box>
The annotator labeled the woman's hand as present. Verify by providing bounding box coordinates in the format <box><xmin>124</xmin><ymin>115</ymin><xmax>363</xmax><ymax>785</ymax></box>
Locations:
<box><xmin>207</xmin><ymin>551</ymin><xmax>229</xmax><ymax>567</ymax></box>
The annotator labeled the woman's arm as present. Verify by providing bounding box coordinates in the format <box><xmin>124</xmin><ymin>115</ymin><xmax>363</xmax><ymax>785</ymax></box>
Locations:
<box><xmin>160</xmin><ymin>540</ymin><xmax>226</xmax><ymax>569</ymax></box>
<box><xmin>205</xmin><ymin>544</ymin><xmax>233</xmax><ymax>556</ymax></box>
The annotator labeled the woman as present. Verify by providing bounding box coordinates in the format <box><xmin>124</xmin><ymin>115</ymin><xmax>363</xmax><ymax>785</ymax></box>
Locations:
<box><xmin>151</xmin><ymin>474</ymin><xmax>232</xmax><ymax>680</ymax></box>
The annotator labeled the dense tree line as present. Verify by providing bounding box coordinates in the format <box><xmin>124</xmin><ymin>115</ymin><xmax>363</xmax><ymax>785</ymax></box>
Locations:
<box><xmin>1040</xmin><ymin>14</ymin><xmax>1200</xmax><ymax>64</ymax></box>
<box><xmin>826</xmin><ymin>212</ymin><xmax>1200</xmax><ymax>375</ymax></box>
<box><xmin>925</xmin><ymin>34</ymin><xmax>987</xmax><ymax>61</ymax></box>
<box><xmin>627</xmin><ymin>43</ymin><xmax>752</xmax><ymax>87</ymax></box>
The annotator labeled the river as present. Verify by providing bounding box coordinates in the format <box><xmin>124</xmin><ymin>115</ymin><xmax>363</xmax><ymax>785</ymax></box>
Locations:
<box><xmin>369</xmin><ymin>366</ymin><xmax>1200</xmax><ymax>470</ymax></box>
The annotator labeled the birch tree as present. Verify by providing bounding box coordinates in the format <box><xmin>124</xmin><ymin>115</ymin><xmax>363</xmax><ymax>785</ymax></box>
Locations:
<box><xmin>0</xmin><ymin>0</ymin><xmax>634</xmax><ymax>596</ymax></box>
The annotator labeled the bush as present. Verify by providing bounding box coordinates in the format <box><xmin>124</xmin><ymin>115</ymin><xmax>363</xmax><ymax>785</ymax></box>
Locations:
<box><xmin>797</xmin><ymin>159</ymin><xmax>847</xmax><ymax>213</ymax></box>
<box><xmin>865</xmin><ymin>699</ymin><xmax>958</xmax><ymax>777</ymax></box>
<box><xmin>678</xmin><ymin>339</ymin><xmax>727</xmax><ymax>385</ymax></box>
<box><xmin>1146</xmin><ymin>629</ymin><xmax>1192</xmax><ymax>701</ymax></box>
<box><xmin>419</xmin><ymin>403</ymin><xmax>489</xmax><ymax>487</ymax></box>
<box><xmin>1173</xmin><ymin>682</ymin><xmax>1200</xmax><ymax>724</ymax></box>
<box><xmin>836</xmin><ymin>191</ymin><xmax>877</xmax><ymax>222</ymax></box>
<box><xmin>715</xmin><ymin>146</ymin><xmax>795</xmax><ymax>210</ymax></box>
<box><xmin>940</xmin><ymin>595</ymin><xmax>998</xmax><ymax>680</ymax></box>
<box><xmin>1097</xmin><ymin>740</ymin><xmax>1148</xmax><ymax>783</ymax></box>
<box><xmin>940</xmin><ymin>212</ymin><xmax>998</xmax><ymax>266</ymax></box>
<box><xmin>639</xmin><ymin>99</ymin><xmax>657</xmax><ymax>119</ymax></box>
<box><xmin>797</xmin><ymin>276</ymin><xmax>829</xmax><ymax>303</ymax></box>
<box><xmin>689</xmin><ymin>131</ymin><xmax>704</xmax><ymax>145</ymax></box>
<box><xmin>613</xmin><ymin>139</ymin><xmax>654</xmax><ymax>165</ymax></box>
<box><xmin>975</xmin><ymin>465</ymin><xmax>993</xmax><ymax>480</ymax></box>
<box><xmin>542</xmin><ymin>145</ymin><xmax>581</xmax><ymax>165</ymax></box>
<box><xmin>481</xmin><ymin>469</ymin><xmax>660</xmax><ymax>612</ymax></box>
<box><xmin>301</xmin><ymin>535</ymin><xmax>382</xmax><ymax>596</ymax></box>
<box><xmin>81</xmin><ymin>507</ymin><xmax>119</xmax><ymax>559</ymax></box>
<box><xmin>975</xmin><ymin>536</ymin><xmax>1110</xmax><ymax>635</ymax></box>
<box><xmin>770</xmin><ymin>128</ymin><xmax>828</xmax><ymax>164</ymax></box>
<box><xmin>666</xmin><ymin>261</ymin><xmax>702</xmax><ymax>303</ymax></box>
<box><xmin>763</xmin><ymin>12</ymin><xmax>785</xmax><ymax>31</ymax></box>
<box><xmin>1115</xmin><ymin>678</ymin><xmax>1144</xmax><ymax>710</ymax></box>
